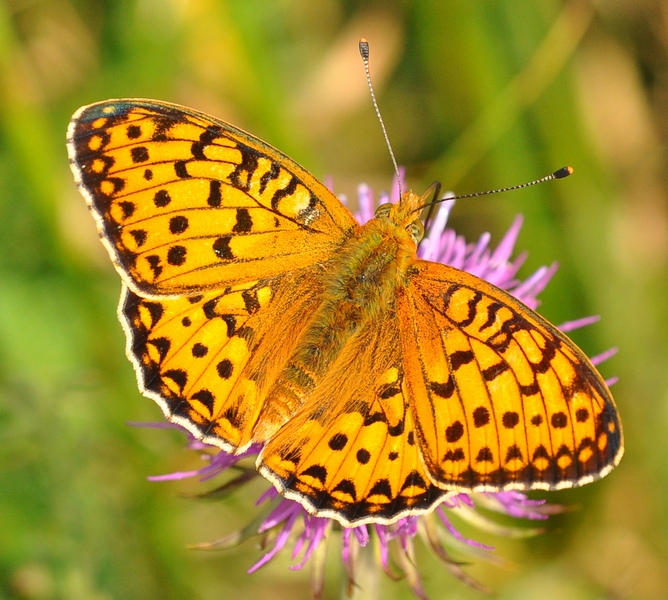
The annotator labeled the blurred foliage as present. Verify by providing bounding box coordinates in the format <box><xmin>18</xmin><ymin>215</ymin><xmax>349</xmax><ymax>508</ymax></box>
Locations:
<box><xmin>0</xmin><ymin>0</ymin><xmax>667</xmax><ymax>598</ymax></box>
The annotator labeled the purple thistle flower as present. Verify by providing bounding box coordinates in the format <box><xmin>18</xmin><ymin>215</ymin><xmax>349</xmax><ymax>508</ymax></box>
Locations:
<box><xmin>139</xmin><ymin>174</ymin><xmax>613</xmax><ymax>599</ymax></box>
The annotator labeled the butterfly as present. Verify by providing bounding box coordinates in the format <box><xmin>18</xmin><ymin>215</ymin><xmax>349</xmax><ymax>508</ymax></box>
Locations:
<box><xmin>67</xmin><ymin>99</ymin><xmax>623</xmax><ymax>526</ymax></box>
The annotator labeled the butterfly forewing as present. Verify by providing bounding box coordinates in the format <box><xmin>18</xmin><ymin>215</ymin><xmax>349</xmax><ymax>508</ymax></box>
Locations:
<box><xmin>67</xmin><ymin>100</ymin><xmax>357</xmax><ymax>297</ymax></box>
<box><xmin>401</xmin><ymin>260</ymin><xmax>623</xmax><ymax>492</ymax></box>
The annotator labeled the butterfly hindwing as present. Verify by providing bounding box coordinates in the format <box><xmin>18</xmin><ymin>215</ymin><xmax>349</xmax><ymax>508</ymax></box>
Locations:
<box><xmin>259</xmin><ymin>313</ymin><xmax>447</xmax><ymax>525</ymax></box>
<box><xmin>68</xmin><ymin>99</ymin><xmax>357</xmax><ymax>297</ymax></box>
<box><xmin>399</xmin><ymin>259</ymin><xmax>623</xmax><ymax>491</ymax></box>
<box><xmin>122</xmin><ymin>268</ymin><xmax>327</xmax><ymax>450</ymax></box>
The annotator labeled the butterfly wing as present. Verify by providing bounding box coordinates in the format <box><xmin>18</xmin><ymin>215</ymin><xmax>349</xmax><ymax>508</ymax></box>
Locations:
<box><xmin>68</xmin><ymin>99</ymin><xmax>359</xmax><ymax>450</ymax></box>
<box><xmin>67</xmin><ymin>99</ymin><xmax>357</xmax><ymax>297</ymax></box>
<box><xmin>258</xmin><ymin>251</ymin><xmax>623</xmax><ymax>526</ymax></box>
<box><xmin>122</xmin><ymin>269</ymin><xmax>326</xmax><ymax>450</ymax></box>
<box><xmin>398</xmin><ymin>259</ymin><xmax>623</xmax><ymax>492</ymax></box>
<box><xmin>259</xmin><ymin>312</ymin><xmax>447</xmax><ymax>526</ymax></box>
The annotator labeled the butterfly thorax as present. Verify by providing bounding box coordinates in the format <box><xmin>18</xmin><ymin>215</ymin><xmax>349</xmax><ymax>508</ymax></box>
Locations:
<box><xmin>251</xmin><ymin>202</ymin><xmax>419</xmax><ymax>442</ymax></box>
<box><xmin>325</xmin><ymin>209</ymin><xmax>419</xmax><ymax>317</ymax></box>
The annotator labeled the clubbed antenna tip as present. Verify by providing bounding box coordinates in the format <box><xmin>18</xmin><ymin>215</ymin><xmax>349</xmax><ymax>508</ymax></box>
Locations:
<box><xmin>359</xmin><ymin>38</ymin><xmax>370</xmax><ymax>61</ymax></box>
<box><xmin>553</xmin><ymin>166</ymin><xmax>574</xmax><ymax>179</ymax></box>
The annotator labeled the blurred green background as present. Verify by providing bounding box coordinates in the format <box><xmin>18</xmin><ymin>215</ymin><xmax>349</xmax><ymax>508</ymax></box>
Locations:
<box><xmin>1</xmin><ymin>1</ymin><xmax>667</xmax><ymax>598</ymax></box>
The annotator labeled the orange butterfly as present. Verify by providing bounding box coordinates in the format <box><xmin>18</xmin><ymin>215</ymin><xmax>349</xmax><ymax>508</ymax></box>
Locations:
<box><xmin>67</xmin><ymin>99</ymin><xmax>623</xmax><ymax>526</ymax></box>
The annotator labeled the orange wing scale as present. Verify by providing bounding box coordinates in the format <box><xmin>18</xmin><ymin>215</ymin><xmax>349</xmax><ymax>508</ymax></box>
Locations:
<box><xmin>122</xmin><ymin>270</ymin><xmax>324</xmax><ymax>450</ymax></box>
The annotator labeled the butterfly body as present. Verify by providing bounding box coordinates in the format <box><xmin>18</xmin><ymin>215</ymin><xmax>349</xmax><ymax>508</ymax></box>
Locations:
<box><xmin>250</xmin><ymin>196</ymin><xmax>422</xmax><ymax>440</ymax></box>
<box><xmin>68</xmin><ymin>99</ymin><xmax>622</xmax><ymax>526</ymax></box>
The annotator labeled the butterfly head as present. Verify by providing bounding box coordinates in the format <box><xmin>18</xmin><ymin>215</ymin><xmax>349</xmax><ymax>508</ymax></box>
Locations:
<box><xmin>374</xmin><ymin>190</ymin><xmax>427</xmax><ymax>244</ymax></box>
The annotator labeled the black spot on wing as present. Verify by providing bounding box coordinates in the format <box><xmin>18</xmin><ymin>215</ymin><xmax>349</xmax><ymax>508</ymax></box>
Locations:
<box><xmin>259</xmin><ymin>161</ymin><xmax>280</xmax><ymax>194</ymax></box>
<box><xmin>241</xmin><ymin>289</ymin><xmax>260</xmax><ymax>314</ymax></box>
<box><xmin>232</xmin><ymin>208</ymin><xmax>253</xmax><ymax>233</ymax></box>
<box><xmin>174</xmin><ymin>160</ymin><xmax>190</xmax><ymax>178</ymax></box>
<box><xmin>429</xmin><ymin>376</ymin><xmax>455</xmax><ymax>399</ymax></box>
<box><xmin>167</xmin><ymin>245</ymin><xmax>186</xmax><ymax>266</ymax></box>
<box><xmin>551</xmin><ymin>412</ymin><xmax>568</xmax><ymax>428</ymax></box>
<box><xmin>400</xmin><ymin>471</ymin><xmax>428</xmax><ymax>491</ymax></box>
<box><xmin>271</xmin><ymin>176</ymin><xmax>298</xmax><ymax>211</ymax></box>
<box><xmin>332</xmin><ymin>479</ymin><xmax>357</xmax><ymax>500</ymax></box>
<box><xmin>482</xmin><ymin>361</ymin><xmax>509</xmax><ymax>381</ymax></box>
<box><xmin>356</xmin><ymin>449</ymin><xmax>371</xmax><ymax>464</ymax></box>
<box><xmin>368</xmin><ymin>478</ymin><xmax>392</xmax><ymax>499</ymax></box>
<box><xmin>163</xmin><ymin>368</ymin><xmax>187</xmax><ymax>391</ymax></box>
<box><xmin>328</xmin><ymin>433</ymin><xmax>348</xmax><ymax>451</ymax></box>
<box><xmin>213</xmin><ymin>236</ymin><xmax>234</xmax><ymax>260</ymax></box>
<box><xmin>217</xmin><ymin>359</ymin><xmax>234</xmax><ymax>379</ymax></box>
<box><xmin>451</xmin><ymin>350</ymin><xmax>474</xmax><ymax>370</ymax></box>
<box><xmin>191</xmin><ymin>342</ymin><xmax>208</xmax><ymax>357</ymax></box>
<box><xmin>169</xmin><ymin>215</ymin><xmax>189</xmax><ymax>234</ymax></box>
<box><xmin>473</xmin><ymin>406</ymin><xmax>490</xmax><ymax>427</ymax></box>
<box><xmin>445</xmin><ymin>420</ymin><xmax>464</xmax><ymax>443</ymax></box>
<box><xmin>476</xmin><ymin>447</ymin><xmax>494</xmax><ymax>462</ymax></box>
<box><xmin>126</xmin><ymin>124</ymin><xmax>141</xmax><ymax>139</ymax></box>
<box><xmin>131</xmin><ymin>146</ymin><xmax>149</xmax><ymax>163</ymax></box>
<box><xmin>229</xmin><ymin>142</ymin><xmax>258</xmax><ymax>192</ymax></box>
<box><xmin>502</xmin><ymin>411</ymin><xmax>520</xmax><ymax>429</ymax></box>
<box><xmin>207</xmin><ymin>180</ymin><xmax>222</xmax><ymax>207</ymax></box>
<box><xmin>148</xmin><ymin>337</ymin><xmax>171</xmax><ymax>362</ymax></box>
<box><xmin>119</xmin><ymin>201</ymin><xmax>135</xmax><ymax>218</ymax></box>
<box><xmin>378</xmin><ymin>382</ymin><xmax>401</xmax><ymax>399</ymax></box>
<box><xmin>130</xmin><ymin>229</ymin><xmax>147</xmax><ymax>247</ymax></box>
<box><xmin>154</xmin><ymin>189</ymin><xmax>171</xmax><ymax>207</ymax></box>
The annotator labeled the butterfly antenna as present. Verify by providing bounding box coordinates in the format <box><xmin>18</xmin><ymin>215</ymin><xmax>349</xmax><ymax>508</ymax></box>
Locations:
<box><xmin>413</xmin><ymin>166</ymin><xmax>574</xmax><ymax>214</ymax></box>
<box><xmin>359</xmin><ymin>38</ymin><xmax>403</xmax><ymax>198</ymax></box>
<box><xmin>421</xmin><ymin>181</ymin><xmax>442</xmax><ymax>237</ymax></box>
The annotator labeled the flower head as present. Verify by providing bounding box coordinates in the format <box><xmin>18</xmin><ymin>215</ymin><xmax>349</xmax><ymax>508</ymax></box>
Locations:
<box><xmin>141</xmin><ymin>175</ymin><xmax>612</xmax><ymax>599</ymax></box>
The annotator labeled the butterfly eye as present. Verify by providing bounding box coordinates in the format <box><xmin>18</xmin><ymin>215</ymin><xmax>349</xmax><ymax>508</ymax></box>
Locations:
<box><xmin>374</xmin><ymin>202</ymin><xmax>393</xmax><ymax>219</ymax></box>
<box><xmin>408</xmin><ymin>219</ymin><xmax>425</xmax><ymax>243</ymax></box>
